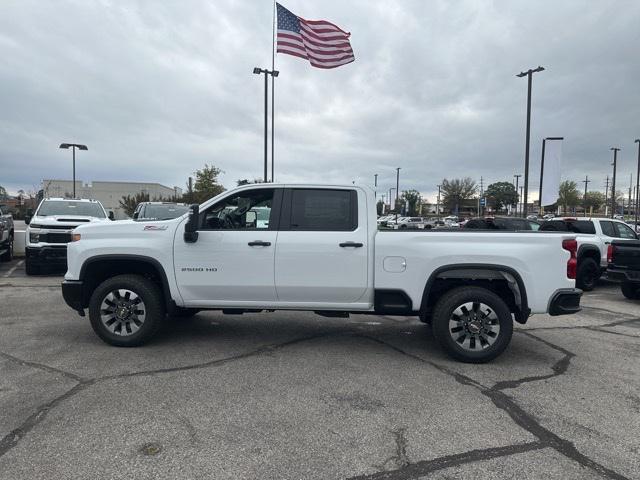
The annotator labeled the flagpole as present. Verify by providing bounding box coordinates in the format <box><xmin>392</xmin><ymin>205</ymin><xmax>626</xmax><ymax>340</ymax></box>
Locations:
<box><xmin>271</xmin><ymin>0</ymin><xmax>276</xmax><ymax>182</ymax></box>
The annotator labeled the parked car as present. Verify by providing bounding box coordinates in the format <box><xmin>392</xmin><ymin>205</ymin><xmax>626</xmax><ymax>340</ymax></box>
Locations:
<box><xmin>62</xmin><ymin>183</ymin><xmax>581</xmax><ymax>363</ymax></box>
<box><xmin>607</xmin><ymin>240</ymin><xmax>640</xmax><ymax>299</ymax></box>
<box><xmin>526</xmin><ymin>214</ymin><xmax>539</xmax><ymax>221</ymax></box>
<box><xmin>133</xmin><ymin>202</ymin><xmax>189</xmax><ymax>221</ymax></box>
<box><xmin>613</xmin><ymin>214</ymin><xmax>625</xmax><ymax>221</ymax></box>
<box><xmin>463</xmin><ymin>216</ymin><xmax>540</xmax><ymax>231</ymax></box>
<box><xmin>392</xmin><ymin>217</ymin><xmax>431</xmax><ymax>229</ymax></box>
<box><xmin>539</xmin><ymin>217</ymin><xmax>638</xmax><ymax>290</ymax></box>
<box><xmin>24</xmin><ymin>198</ymin><xmax>112</xmax><ymax>275</ymax></box>
<box><xmin>543</xmin><ymin>213</ymin><xmax>555</xmax><ymax>220</ymax></box>
<box><xmin>0</xmin><ymin>205</ymin><xmax>14</xmax><ymax>262</ymax></box>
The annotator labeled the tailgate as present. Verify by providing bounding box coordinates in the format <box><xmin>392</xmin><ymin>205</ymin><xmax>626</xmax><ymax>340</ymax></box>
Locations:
<box><xmin>610</xmin><ymin>240</ymin><xmax>640</xmax><ymax>270</ymax></box>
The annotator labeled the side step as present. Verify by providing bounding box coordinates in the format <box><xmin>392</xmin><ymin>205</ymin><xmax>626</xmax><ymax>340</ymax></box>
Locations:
<box><xmin>314</xmin><ymin>311</ymin><xmax>349</xmax><ymax>318</ymax></box>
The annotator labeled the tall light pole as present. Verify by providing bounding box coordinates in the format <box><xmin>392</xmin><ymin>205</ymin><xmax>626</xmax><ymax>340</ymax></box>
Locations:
<box><xmin>514</xmin><ymin>174</ymin><xmax>522</xmax><ymax>216</ymax></box>
<box><xmin>374</xmin><ymin>174</ymin><xmax>378</xmax><ymax>199</ymax></box>
<box><xmin>610</xmin><ymin>147</ymin><xmax>620</xmax><ymax>218</ymax></box>
<box><xmin>582</xmin><ymin>175</ymin><xmax>590</xmax><ymax>217</ymax></box>
<box><xmin>395</xmin><ymin>167</ymin><xmax>401</xmax><ymax>224</ymax></box>
<box><xmin>635</xmin><ymin>139</ymin><xmax>640</xmax><ymax>226</ymax></box>
<box><xmin>516</xmin><ymin>66</ymin><xmax>545</xmax><ymax>216</ymax></box>
<box><xmin>253</xmin><ymin>67</ymin><xmax>279</xmax><ymax>182</ymax></box>
<box><xmin>59</xmin><ymin>143</ymin><xmax>88</xmax><ymax>198</ymax></box>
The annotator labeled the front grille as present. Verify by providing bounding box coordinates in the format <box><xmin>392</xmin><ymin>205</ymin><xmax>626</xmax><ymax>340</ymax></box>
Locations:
<box><xmin>39</xmin><ymin>224</ymin><xmax>76</xmax><ymax>230</ymax></box>
<box><xmin>40</xmin><ymin>232</ymin><xmax>72</xmax><ymax>243</ymax></box>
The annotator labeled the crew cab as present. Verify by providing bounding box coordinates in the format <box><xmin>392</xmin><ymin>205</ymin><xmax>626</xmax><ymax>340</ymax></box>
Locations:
<box><xmin>607</xmin><ymin>240</ymin><xmax>640</xmax><ymax>300</ymax></box>
<box><xmin>0</xmin><ymin>206</ymin><xmax>14</xmax><ymax>262</ymax></box>
<box><xmin>62</xmin><ymin>184</ymin><xmax>582</xmax><ymax>363</ymax></box>
<box><xmin>25</xmin><ymin>198</ymin><xmax>112</xmax><ymax>275</ymax></box>
<box><xmin>539</xmin><ymin>217</ymin><xmax>638</xmax><ymax>291</ymax></box>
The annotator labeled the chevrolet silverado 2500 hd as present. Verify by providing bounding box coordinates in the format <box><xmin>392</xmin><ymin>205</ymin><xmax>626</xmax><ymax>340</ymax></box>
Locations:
<box><xmin>62</xmin><ymin>184</ymin><xmax>582</xmax><ymax>363</ymax></box>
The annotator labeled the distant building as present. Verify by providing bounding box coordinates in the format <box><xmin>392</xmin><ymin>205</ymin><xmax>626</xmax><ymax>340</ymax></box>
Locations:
<box><xmin>42</xmin><ymin>180</ymin><xmax>182</xmax><ymax>219</ymax></box>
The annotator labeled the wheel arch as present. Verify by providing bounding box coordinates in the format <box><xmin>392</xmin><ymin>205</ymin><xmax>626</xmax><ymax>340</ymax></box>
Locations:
<box><xmin>79</xmin><ymin>254</ymin><xmax>173</xmax><ymax>309</ymax></box>
<box><xmin>419</xmin><ymin>264</ymin><xmax>530</xmax><ymax>323</ymax></box>
<box><xmin>577</xmin><ymin>245</ymin><xmax>601</xmax><ymax>264</ymax></box>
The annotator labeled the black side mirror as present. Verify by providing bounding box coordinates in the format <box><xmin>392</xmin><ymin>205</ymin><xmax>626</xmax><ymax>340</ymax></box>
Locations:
<box><xmin>108</xmin><ymin>211</ymin><xmax>115</xmax><ymax>221</ymax></box>
<box><xmin>184</xmin><ymin>204</ymin><xmax>200</xmax><ymax>243</ymax></box>
<box><xmin>24</xmin><ymin>215</ymin><xmax>31</xmax><ymax>225</ymax></box>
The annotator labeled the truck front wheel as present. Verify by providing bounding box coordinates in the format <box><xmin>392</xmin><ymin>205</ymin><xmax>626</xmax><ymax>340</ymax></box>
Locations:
<box><xmin>431</xmin><ymin>286</ymin><xmax>513</xmax><ymax>363</ymax></box>
<box><xmin>88</xmin><ymin>274</ymin><xmax>165</xmax><ymax>347</ymax></box>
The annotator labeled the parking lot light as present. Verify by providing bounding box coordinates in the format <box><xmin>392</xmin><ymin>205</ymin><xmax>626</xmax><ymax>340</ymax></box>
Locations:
<box><xmin>59</xmin><ymin>143</ymin><xmax>88</xmax><ymax>198</ymax></box>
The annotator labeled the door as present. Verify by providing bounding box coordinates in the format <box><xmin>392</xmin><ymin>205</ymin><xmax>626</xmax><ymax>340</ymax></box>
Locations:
<box><xmin>174</xmin><ymin>188</ymin><xmax>282</xmax><ymax>305</ymax></box>
<box><xmin>275</xmin><ymin>188</ymin><xmax>369</xmax><ymax>305</ymax></box>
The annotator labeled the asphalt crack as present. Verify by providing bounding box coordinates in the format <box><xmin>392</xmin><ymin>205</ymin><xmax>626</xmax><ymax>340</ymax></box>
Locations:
<box><xmin>357</xmin><ymin>334</ymin><xmax>629</xmax><ymax>480</ymax></box>
<box><xmin>373</xmin><ymin>427</ymin><xmax>411</xmax><ymax>472</ymax></box>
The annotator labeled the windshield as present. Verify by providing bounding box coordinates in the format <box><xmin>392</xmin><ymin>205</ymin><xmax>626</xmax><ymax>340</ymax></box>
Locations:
<box><xmin>37</xmin><ymin>200</ymin><xmax>105</xmax><ymax>218</ymax></box>
<box><xmin>138</xmin><ymin>204</ymin><xmax>189</xmax><ymax>220</ymax></box>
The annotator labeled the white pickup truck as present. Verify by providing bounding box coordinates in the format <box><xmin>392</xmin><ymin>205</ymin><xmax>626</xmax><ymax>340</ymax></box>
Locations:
<box><xmin>62</xmin><ymin>184</ymin><xmax>581</xmax><ymax>363</ymax></box>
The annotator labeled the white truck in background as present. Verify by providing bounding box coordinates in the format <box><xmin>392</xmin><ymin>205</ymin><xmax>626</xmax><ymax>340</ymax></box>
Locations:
<box><xmin>62</xmin><ymin>184</ymin><xmax>581</xmax><ymax>363</ymax></box>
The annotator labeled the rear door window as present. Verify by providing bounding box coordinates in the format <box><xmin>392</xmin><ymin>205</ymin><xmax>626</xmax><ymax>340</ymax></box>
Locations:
<box><xmin>599</xmin><ymin>221</ymin><xmax>616</xmax><ymax>237</ymax></box>
<box><xmin>288</xmin><ymin>189</ymin><xmax>357</xmax><ymax>231</ymax></box>
<box><xmin>614</xmin><ymin>222</ymin><xmax>637</xmax><ymax>239</ymax></box>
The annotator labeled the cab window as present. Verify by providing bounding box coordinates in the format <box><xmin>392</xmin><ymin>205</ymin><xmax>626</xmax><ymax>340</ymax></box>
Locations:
<box><xmin>201</xmin><ymin>189</ymin><xmax>275</xmax><ymax>230</ymax></box>
<box><xmin>615</xmin><ymin>222</ymin><xmax>637</xmax><ymax>239</ymax></box>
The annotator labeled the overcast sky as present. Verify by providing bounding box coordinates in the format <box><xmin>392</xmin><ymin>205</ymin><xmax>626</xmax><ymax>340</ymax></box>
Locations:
<box><xmin>1</xmin><ymin>0</ymin><xmax>639</xmax><ymax>202</ymax></box>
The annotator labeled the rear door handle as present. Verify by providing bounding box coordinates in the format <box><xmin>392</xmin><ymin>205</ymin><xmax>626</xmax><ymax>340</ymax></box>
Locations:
<box><xmin>339</xmin><ymin>242</ymin><xmax>363</xmax><ymax>248</ymax></box>
<box><xmin>248</xmin><ymin>240</ymin><xmax>271</xmax><ymax>247</ymax></box>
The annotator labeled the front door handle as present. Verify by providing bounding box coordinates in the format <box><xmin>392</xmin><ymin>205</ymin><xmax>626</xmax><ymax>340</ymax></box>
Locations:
<box><xmin>339</xmin><ymin>242</ymin><xmax>363</xmax><ymax>248</ymax></box>
<box><xmin>248</xmin><ymin>240</ymin><xmax>271</xmax><ymax>247</ymax></box>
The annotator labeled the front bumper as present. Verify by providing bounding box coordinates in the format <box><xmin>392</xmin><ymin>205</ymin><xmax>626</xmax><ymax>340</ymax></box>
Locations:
<box><xmin>548</xmin><ymin>288</ymin><xmax>582</xmax><ymax>316</ymax></box>
<box><xmin>62</xmin><ymin>280</ymin><xmax>86</xmax><ymax>316</ymax></box>
<box><xmin>25</xmin><ymin>245</ymin><xmax>68</xmax><ymax>266</ymax></box>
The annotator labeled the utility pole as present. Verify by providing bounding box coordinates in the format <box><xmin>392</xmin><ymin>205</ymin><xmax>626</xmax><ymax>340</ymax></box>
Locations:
<box><xmin>514</xmin><ymin>174</ymin><xmax>522</xmax><ymax>216</ymax></box>
<box><xmin>582</xmin><ymin>175</ymin><xmax>590</xmax><ymax>217</ymax></box>
<box><xmin>610</xmin><ymin>147</ymin><xmax>620</xmax><ymax>218</ymax></box>
<box><xmin>516</xmin><ymin>66</ymin><xmax>545</xmax><ymax>217</ymax></box>
<box><xmin>519</xmin><ymin>186</ymin><xmax>524</xmax><ymax>216</ymax></box>
<box><xmin>479</xmin><ymin>176</ymin><xmax>484</xmax><ymax>216</ymax></box>
<box><xmin>604</xmin><ymin>175</ymin><xmax>610</xmax><ymax>217</ymax></box>
<box><xmin>437</xmin><ymin>184</ymin><xmax>441</xmax><ymax>220</ymax></box>
<box><xmin>629</xmin><ymin>174</ymin><xmax>633</xmax><ymax>218</ymax></box>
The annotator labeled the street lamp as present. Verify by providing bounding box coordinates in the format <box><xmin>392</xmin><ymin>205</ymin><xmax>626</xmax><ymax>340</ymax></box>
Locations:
<box><xmin>395</xmin><ymin>167</ymin><xmax>401</xmax><ymax>224</ymax></box>
<box><xmin>59</xmin><ymin>143</ymin><xmax>88</xmax><ymax>198</ymax></box>
<box><xmin>635</xmin><ymin>139</ymin><xmax>640</xmax><ymax>226</ymax></box>
<box><xmin>516</xmin><ymin>66</ymin><xmax>545</xmax><ymax>216</ymax></box>
<box><xmin>253</xmin><ymin>67</ymin><xmax>279</xmax><ymax>182</ymax></box>
<box><xmin>610</xmin><ymin>147</ymin><xmax>620</xmax><ymax>218</ymax></box>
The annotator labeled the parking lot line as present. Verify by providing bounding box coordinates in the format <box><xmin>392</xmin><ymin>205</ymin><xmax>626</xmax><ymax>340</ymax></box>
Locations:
<box><xmin>3</xmin><ymin>260</ymin><xmax>24</xmax><ymax>278</ymax></box>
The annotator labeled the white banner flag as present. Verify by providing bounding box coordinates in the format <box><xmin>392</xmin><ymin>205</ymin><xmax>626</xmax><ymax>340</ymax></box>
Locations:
<box><xmin>541</xmin><ymin>139</ymin><xmax>562</xmax><ymax>206</ymax></box>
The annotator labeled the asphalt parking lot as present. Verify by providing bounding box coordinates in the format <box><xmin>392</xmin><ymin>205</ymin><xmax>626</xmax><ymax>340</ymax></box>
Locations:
<box><xmin>0</xmin><ymin>260</ymin><xmax>638</xmax><ymax>480</ymax></box>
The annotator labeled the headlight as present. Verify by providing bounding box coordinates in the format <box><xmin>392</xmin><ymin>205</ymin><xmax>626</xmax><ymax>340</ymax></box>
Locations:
<box><xmin>71</xmin><ymin>233</ymin><xmax>81</xmax><ymax>242</ymax></box>
<box><xmin>29</xmin><ymin>232</ymin><xmax>39</xmax><ymax>243</ymax></box>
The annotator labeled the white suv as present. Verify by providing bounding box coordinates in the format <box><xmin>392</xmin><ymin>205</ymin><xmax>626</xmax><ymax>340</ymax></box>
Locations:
<box><xmin>25</xmin><ymin>198</ymin><xmax>111</xmax><ymax>275</ymax></box>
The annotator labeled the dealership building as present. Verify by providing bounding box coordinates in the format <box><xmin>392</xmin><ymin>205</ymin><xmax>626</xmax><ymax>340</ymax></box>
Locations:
<box><xmin>41</xmin><ymin>180</ymin><xmax>182</xmax><ymax>219</ymax></box>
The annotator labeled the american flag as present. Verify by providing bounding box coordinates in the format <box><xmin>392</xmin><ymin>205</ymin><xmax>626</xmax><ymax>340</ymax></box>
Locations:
<box><xmin>276</xmin><ymin>3</ymin><xmax>355</xmax><ymax>69</ymax></box>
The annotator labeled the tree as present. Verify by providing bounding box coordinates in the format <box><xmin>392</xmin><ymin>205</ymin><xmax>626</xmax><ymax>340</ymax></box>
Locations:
<box><xmin>190</xmin><ymin>164</ymin><xmax>225</xmax><ymax>204</ymax></box>
<box><xmin>401</xmin><ymin>189</ymin><xmax>422</xmax><ymax>216</ymax></box>
<box><xmin>558</xmin><ymin>180</ymin><xmax>581</xmax><ymax>214</ymax></box>
<box><xmin>0</xmin><ymin>185</ymin><xmax>7</xmax><ymax>200</ymax></box>
<box><xmin>441</xmin><ymin>178</ymin><xmax>477</xmax><ymax>214</ymax></box>
<box><xmin>485</xmin><ymin>182</ymin><xmax>518</xmax><ymax>212</ymax></box>
<box><xmin>119</xmin><ymin>192</ymin><xmax>151</xmax><ymax>217</ymax></box>
<box><xmin>376</xmin><ymin>199</ymin><xmax>384</xmax><ymax>216</ymax></box>
<box><xmin>583</xmin><ymin>191</ymin><xmax>606</xmax><ymax>214</ymax></box>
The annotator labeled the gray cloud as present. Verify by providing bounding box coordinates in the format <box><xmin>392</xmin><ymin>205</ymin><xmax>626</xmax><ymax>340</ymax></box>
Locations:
<box><xmin>1</xmin><ymin>0</ymin><xmax>639</xmax><ymax>202</ymax></box>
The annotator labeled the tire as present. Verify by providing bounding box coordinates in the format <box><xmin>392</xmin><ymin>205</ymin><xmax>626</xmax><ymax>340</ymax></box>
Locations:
<box><xmin>0</xmin><ymin>234</ymin><xmax>13</xmax><ymax>262</ymax></box>
<box><xmin>88</xmin><ymin>274</ymin><xmax>165</xmax><ymax>347</ymax></box>
<box><xmin>25</xmin><ymin>259</ymin><xmax>40</xmax><ymax>275</ymax></box>
<box><xmin>431</xmin><ymin>286</ymin><xmax>513</xmax><ymax>363</ymax></box>
<box><xmin>621</xmin><ymin>281</ymin><xmax>640</xmax><ymax>300</ymax></box>
<box><xmin>576</xmin><ymin>258</ymin><xmax>599</xmax><ymax>291</ymax></box>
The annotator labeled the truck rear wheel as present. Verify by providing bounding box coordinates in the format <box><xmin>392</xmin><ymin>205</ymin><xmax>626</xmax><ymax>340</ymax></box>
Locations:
<box><xmin>621</xmin><ymin>281</ymin><xmax>640</xmax><ymax>300</ymax></box>
<box><xmin>576</xmin><ymin>257</ymin><xmax>599</xmax><ymax>291</ymax></box>
<box><xmin>88</xmin><ymin>274</ymin><xmax>165</xmax><ymax>347</ymax></box>
<box><xmin>431</xmin><ymin>286</ymin><xmax>513</xmax><ymax>363</ymax></box>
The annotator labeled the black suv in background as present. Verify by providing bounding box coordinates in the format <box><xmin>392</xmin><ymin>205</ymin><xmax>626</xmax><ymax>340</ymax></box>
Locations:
<box><xmin>132</xmin><ymin>202</ymin><xmax>189</xmax><ymax>221</ymax></box>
